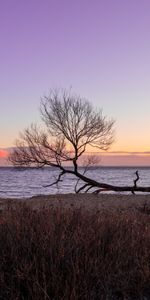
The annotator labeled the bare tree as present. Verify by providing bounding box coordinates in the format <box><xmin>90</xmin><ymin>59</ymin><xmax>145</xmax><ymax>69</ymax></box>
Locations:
<box><xmin>9</xmin><ymin>89</ymin><xmax>150</xmax><ymax>193</ymax></box>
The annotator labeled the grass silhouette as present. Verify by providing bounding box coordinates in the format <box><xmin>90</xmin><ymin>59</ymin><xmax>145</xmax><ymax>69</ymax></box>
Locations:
<box><xmin>0</xmin><ymin>205</ymin><xmax>150</xmax><ymax>299</ymax></box>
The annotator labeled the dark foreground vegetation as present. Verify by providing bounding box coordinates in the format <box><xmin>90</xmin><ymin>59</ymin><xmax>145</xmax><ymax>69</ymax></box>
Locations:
<box><xmin>0</xmin><ymin>205</ymin><xmax>150</xmax><ymax>300</ymax></box>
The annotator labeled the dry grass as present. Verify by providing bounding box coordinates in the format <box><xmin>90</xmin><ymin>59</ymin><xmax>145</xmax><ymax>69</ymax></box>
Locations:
<box><xmin>0</xmin><ymin>204</ymin><xmax>150</xmax><ymax>300</ymax></box>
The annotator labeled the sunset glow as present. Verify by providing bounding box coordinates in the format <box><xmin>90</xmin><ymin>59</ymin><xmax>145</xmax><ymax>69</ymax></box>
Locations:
<box><xmin>0</xmin><ymin>150</ymin><xmax>8</xmax><ymax>158</ymax></box>
<box><xmin>1</xmin><ymin>0</ymin><xmax>150</xmax><ymax>165</ymax></box>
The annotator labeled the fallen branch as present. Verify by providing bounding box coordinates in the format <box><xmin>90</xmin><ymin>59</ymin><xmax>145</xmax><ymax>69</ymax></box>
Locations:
<box><xmin>132</xmin><ymin>170</ymin><xmax>140</xmax><ymax>194</ymax></box>
<box><xmin>134</xmin><ymin>170</ymin><xmax>140</xmax><ymax>188</ymax></box>
<box><xmin>70</xmin><ymin>169</ymin><xmax>150</xmax><ymax>194</ymax></box>
<box><xmin>43</xmin><ymin>167</ymin><xmax>150</xmax><ymax>194</ymax></box>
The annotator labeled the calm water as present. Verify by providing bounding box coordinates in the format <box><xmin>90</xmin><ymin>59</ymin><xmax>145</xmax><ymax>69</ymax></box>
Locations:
<box><xmin>0</xmin><ymin>166</ymin><xmax>150</xmax><ymax>198</ymax></box>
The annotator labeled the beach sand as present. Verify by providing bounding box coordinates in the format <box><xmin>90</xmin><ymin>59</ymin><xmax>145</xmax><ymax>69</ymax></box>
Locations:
<box><xmin>0</xmin><ymin>193</ymin><xmax>150</xmax><ymax>212</ymax></box>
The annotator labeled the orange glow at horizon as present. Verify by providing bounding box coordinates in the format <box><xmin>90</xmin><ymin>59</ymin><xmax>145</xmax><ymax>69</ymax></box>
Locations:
<box><xmin>0</xmin><ymin>150</ymin><xmax>8</xmax><ymax>158</ymax></box>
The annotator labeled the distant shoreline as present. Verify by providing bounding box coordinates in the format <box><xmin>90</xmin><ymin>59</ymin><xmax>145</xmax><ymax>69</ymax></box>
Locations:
<box><xmin>1</xmin><ymin>165</ymin><xmax>150</xmax><ymax>168</ymax></box>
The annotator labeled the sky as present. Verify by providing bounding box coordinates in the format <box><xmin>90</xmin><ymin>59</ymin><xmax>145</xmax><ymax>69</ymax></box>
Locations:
<box><xmin>1</xmin><ymin>0</ymin><xmax>150</xmax><ymax>165</ymax></box>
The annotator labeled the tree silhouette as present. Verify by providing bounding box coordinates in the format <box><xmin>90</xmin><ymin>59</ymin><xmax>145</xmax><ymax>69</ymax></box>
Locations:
<box><xmin>9</xmin><ymin>89</ymin><xmax>150</xmax><ymax>193</ymax></box>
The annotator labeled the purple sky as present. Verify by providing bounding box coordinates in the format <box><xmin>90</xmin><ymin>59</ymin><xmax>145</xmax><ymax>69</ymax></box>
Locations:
<box><xmin>1</xmin><ymin>0</ymin><xmax>150</xmax><ymax>164</ymax></box>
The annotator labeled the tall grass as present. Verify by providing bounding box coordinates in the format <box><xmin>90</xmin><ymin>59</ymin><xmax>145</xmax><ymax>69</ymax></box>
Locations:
<box><xmin>0</xmin><ymin>205</ymin><xmax>150</xmax><ymax>299</ymax></box>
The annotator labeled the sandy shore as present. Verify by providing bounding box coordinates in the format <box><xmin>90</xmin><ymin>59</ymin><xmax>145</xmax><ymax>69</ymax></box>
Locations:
<box><xmin>0</xmin><ymin>193</ymin><xmax>150</xmax><ymax>212</ymax></box>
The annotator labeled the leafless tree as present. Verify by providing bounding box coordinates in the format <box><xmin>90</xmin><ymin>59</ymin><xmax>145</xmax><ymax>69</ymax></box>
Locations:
<box><xmin>9</xmin><ymin>89</ymin><xmax>150</xmax><ymax>193</ymax></box>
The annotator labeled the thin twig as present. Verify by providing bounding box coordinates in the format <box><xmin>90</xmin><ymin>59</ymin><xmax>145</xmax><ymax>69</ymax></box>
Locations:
<box><xmin>43</xmin><ymin>170</ymin><xmax>65</xmax><ymax>187</ymax></box>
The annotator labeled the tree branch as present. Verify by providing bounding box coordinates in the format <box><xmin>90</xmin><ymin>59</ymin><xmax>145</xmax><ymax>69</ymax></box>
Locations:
<box><xmin>75</xmin><ymin>183</ymin><xmax>90</xmax><ymax>193</ymax></box>
<box><xmin>43</xmin><ymin>170</ymin><xmax>66</xmax><ymax>187</ymax></box>
<box><xmin>9</xmin><ymin>88</ymin><xmax>150</xmax><ymax>195</ymax></box>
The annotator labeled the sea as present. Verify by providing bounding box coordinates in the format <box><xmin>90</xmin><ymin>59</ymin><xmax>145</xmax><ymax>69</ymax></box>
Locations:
<box><xmin>0</xmin><ymin>166</ymin><xmax>150</xmax><ymax>198</ymax></box>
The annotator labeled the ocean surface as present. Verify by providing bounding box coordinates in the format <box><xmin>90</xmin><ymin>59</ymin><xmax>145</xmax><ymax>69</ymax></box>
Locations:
<box><xmin>0</xmin><ymin>166</ymin><xmax>150</xmax><ymax>198</ymax></box>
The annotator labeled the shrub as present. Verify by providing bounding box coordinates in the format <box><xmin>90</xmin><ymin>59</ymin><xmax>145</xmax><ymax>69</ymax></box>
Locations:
<box><xmin>0</xmin><ymin>205</ymin><xmax>150</xmax><ymax>299</ymax></box>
